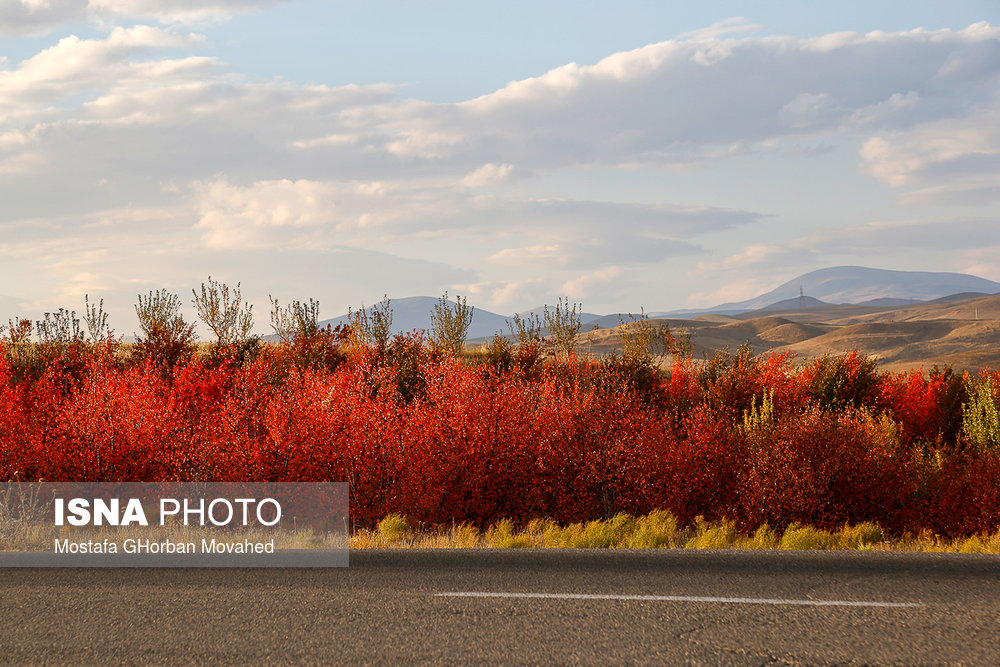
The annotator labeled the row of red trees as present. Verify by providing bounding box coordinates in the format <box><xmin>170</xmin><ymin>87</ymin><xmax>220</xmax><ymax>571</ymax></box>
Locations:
<box><xmin>1</xmin><ymin>336</ymin><xmax>998</xmax><ymax>536</ymax></box>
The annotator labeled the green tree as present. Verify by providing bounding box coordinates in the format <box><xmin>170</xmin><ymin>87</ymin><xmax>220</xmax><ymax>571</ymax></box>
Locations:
<box><xmin>136</xmin><ymin>289</ymin><xmax>191</xmax><ymax>343</ymax></box>
<box><xmin>349</xmin><ymin>296</ymin><xmax>393</xmax><ymax>351</ymax></box>
<box><xmin>430</xmin><ymin>292</ymin><xmax>474</xmax><ymax>355</ymax></box>
<box><xmin>270</xmin><ymin>296</ymin><xmax>321</xmax><ymax>343</ymax></box>
<box><xmin>544</xmin><ymin>297</ymin><xmax>583</xmax><ymax>359</ymax></box>
<box><xmin>506</xmin><ymin>311</ymin><xmax>543</xmax><ymax>349</ymax></box>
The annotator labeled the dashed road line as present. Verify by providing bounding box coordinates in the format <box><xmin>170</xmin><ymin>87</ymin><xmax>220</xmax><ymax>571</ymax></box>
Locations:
<box><xmin>436</xmin><ymin>591</ymin><xmax>923</xmax><ymax>608</ymax></box>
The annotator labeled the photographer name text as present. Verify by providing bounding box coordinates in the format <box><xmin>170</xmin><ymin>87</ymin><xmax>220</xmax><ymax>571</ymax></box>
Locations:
<box><xmin>53</xmin><ymin>538</ymin><xmax>276</xmax><ymax>554</ymax></box>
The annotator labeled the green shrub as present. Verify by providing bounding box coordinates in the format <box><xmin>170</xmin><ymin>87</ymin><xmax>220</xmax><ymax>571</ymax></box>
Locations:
<box><xmin>544</xmin><ymin>297</ymin><xmax>583</xmax><ymax>360</ymax></box>
<box><xmin>377</xmin><ymin>514</ymin><xmax>412</xmax><ymax>543</ymax></box>
<box><xmin>742</xmin><ymin>389</ymin><xmax>776</xmax><ymax>443</ymax></box>
<box><xmin>135</xmin><ymin>289</ymin><xmax>196</xmax><ymax>370</ymax></box>
<box><xmin>506</xmin><ymin>312</ymin><xmax>544</xmax><ymax>349</ymax></box>
<box><xmin>481</xmin><ymin>334</ymin><xmax>514</xmax><ymax>375</ymax></box>
<box><xmin>430</xmin><ymin>292</ymin><xmax>474</xmax><ymax>356</ymax></box>
<box><xmin>616</xmin><ymin>309</ymin><xmax>683</xmax><ymax>366</ymax></box>
<box><xmin>348</xmin><ymin>296</ymin><xmax>393</xmax><ymax>352</ymax></box>
<box><xmin>962</xmin><ymin>378</ymin><xmax>1000</xmax><ymax>450</ymax></box>
<box><xmin>270</xmin><ymin>296</ymin><xmax>321</xmax><ymax>343</ymax></box>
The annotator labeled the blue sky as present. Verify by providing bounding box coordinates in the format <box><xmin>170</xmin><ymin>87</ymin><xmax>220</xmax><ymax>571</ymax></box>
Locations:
<box><xmin>209</xmin><ymin>1</ymin><xmax>1000</xmax><ymax>100</ymax></box>
<box><xmin>1</xmin><ymin>1</ymin><xmax>999</xmax><ymax>333</ymax></box>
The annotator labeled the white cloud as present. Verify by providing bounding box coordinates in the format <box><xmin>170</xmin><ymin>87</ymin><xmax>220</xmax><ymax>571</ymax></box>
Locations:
<box><xmin>0</xmin><ymin>198</ymin><xmax>476</xmax><ymax>332</ymax></box>
<box><xmin>6</xmin><ymin>22</ymin><xmax>998</xmax><ymax>215</ymax></box>
<box><xmin>0</xmin><ymin>0</ymin><xmax>88</xmax><ymax>36</ymax></box>
<box><xmin>689</xmin><ymin>242</ymin><xmax>821</xmax><ymax>308</ymax></box>
<box><xmin>190</xmin><ymin>176</ymin><xmax>735</xmax><ymax>266</ymax></box>
<box><xmin>960</xmin><ymin>248</ymin><xmax>1000</xmax><ymax>282</ymax></box>
<box><xmin>850</xmin><ymin>91</ymin><xmax>920</xmax><ymax>126</ymax></box>
<box><xmin>0</xmin><ymin>26</ymin><xmax>207</xmax><ymax>115</ymax></box>
<box><xmin>385</xmin><ymin>128</ymin><xmax>465</xmax><ymax>159</ymax></box>
<box><xmin>697</xmin><ymin>243</ymin><xmax>812</xmax><ymax>272</ymax></box>
<box><xmin>489</xmin><ymin>200</ymin><xmax>759</xmax><ymax>237</ymax></box>
<box><xmin>3</xmin><ymin>20</ymin><xmax>1000</xmax><ymax>318</ymax></box>
<box><xmin>393</xmin><ymin>21</ymin><xmax>1000</xmax><ymax>171</ymax></box>
<box><xmin>687</xmin><ymin>277</ymin><xmax>786</xmax><ymax>308</ymax></box>
<box><xmin>799</xmin><ymin>217</ymin><xmax>1000</xmax><ymax>254</ymax></box>
<box><xmin>89</xmin><ymin>0</ymin><xmax>282</xmax><ymax>22</ymax></box>
<box><xmin>678</xmin><ymin>217</ymin><xmax>1000</xmax><ymax>306</ymax></box>
<box><xmin>686</xmin><ymin>214</ymin><xmax>1000</xmax><ymax>307</ymax></box>
<box><xmin>488</xmin><ymin>244</ymin><xmax>562</xmax><ymax>266</ymax></box>
<box><xmin>860</xmin><ymin>104</ymin><xmax>1000</xmax><ymax>204</ymax></box>
<box><xmin>454</xmin><ymin>278</ymin><xmax>548</xmax><ymax>309</ymax></box>
<box><xmin>460</xmin><ymin>163</ymin><xmax>516</xmax><ymax>188</ymax></box>
<box><xmin>779</xmin><ymin>93</ymin><xmax>835</xmax><ymax>129</ymax></box>
<box><xmin>675</xmin><ymin>17</ymin><xmax>764</xmax><ymax>42</ymax></box>
<box><xmin>0</xmin><ymin>0</ymin><xmax>286</xmax><ymax>35</ymax></box>
<box><xmin>561</xmin><ymin>267</ymin><xmax>624</xmax><ymax>299</ymax></box>
<box><xmin>194</xmin><ymin>178</ymin><xmax>338</xmax><ymax>248</ymax></box>
<box><xmin>896</xmin><ymin>182</ymin><xmax>1000</xmax><ymax>207</ymax></box>
<box><xmin>5</xmin><ymin>18</ymin><xmax>999</xmax><ymax>181</ymax></box>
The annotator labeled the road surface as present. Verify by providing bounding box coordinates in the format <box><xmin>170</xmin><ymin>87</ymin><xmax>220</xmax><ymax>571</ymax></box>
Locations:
<box><xmin>2</xmin><ymin>549</ymin><xmax>999</xmax><ymax>664</ymax></box>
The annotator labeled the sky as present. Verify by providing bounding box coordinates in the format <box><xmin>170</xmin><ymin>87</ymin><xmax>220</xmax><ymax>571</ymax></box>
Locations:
<box><xmin>1</xmin><ymin>1</ymin><xmax>999</xmax><ymax>334</ymax></box>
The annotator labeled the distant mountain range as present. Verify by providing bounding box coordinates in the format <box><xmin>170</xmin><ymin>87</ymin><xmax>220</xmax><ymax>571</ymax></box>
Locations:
<box><xmin>318</xmin><ymin>267</ymin><xmax>1000</xmax><ymax>340</ymax></box>
<box><xmin>581</xmin><ymin>291</ymin><xmax>1000</xmax><ymax>373</ymax></box>
<box><xmin>704</xmin><ymin>266</ymin><xmax>1000</xmax><ymax>313</ymax></box>
<box><xmin>760</xmin><ymin>295</ymin><xmax>830</xmax><ymax>311</ymax></box>
<box><xmin>11</xmin><ymin>266</ymin><xmax>993</xmax><ymax>341</ymax></box>
<box><xmin>317</xmin><ymin>296</ymin><xmax>509</xmax><ymax>340</ymax></box>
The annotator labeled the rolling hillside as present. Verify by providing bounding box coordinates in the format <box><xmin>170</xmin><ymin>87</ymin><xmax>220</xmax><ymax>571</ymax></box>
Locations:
<box><xmin>301</xmin><ymin>267</ymin><xmax>1000</xmax><ymax>371</ymax></box>
<box><xmin>577</xmin><ymin>292</ymin><xmax>1000</xmax><ymax>373</ymax></box>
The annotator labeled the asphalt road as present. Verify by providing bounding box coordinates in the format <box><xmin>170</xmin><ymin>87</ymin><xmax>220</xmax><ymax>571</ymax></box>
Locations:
<box><xmin>2</xmin><ymin>549</ymin><xmax>999</xmax><ymax>665</ymax></box>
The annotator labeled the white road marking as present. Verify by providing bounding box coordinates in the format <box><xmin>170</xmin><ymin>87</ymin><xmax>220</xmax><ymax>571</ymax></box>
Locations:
<box><xmin>436</xmin><ymin>592</ymin><xmax>923</xmax><ymax>608</ymax></box>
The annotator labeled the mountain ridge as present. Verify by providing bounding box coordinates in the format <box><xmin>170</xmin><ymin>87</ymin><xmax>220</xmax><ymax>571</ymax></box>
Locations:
<box><xmin>710</xmin><ymin>266</ymin><xmax>1000</xmax><ymax>312</ymax></box>
<box><xmin>314</xmin><ymin>267</ymin><xmax>1000</xmax><ymax>339</ymax></box>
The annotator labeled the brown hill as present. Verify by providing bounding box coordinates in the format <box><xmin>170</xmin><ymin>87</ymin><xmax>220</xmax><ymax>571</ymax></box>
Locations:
<box><xmin>571</xmin><ymin>297</ymin><xmax>1000</xmax><ymax>373</ymax></box>
<box><xmin>690</xmin><ymin>313</ymin><xmax>740</xmax><ymax>323</ymax></box>
<box><xmin>731</xmin><ymin>303</ymin><xmax>907</xmax><ymax>324</ymax></box>
<box><xmin>781</xmin><ymin>321</ymin><xmax>956</xmax><ymax>363</ymax></box>
<box><xmin>834</xmin><ymin>293</ymin><xmax>1000</xmax><ymax>325</ymax></box>
<box><xmin>758</xmin><ymin>322</ymin><xmax>830</xmax><ymax>345</ymax></box>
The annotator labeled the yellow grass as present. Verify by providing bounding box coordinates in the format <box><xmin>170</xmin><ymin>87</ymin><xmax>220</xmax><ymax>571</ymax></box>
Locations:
<box><xmin>347</xmin><ymin>511</ymin><xmax>1000</xmax><ymax>553</ymax></box>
